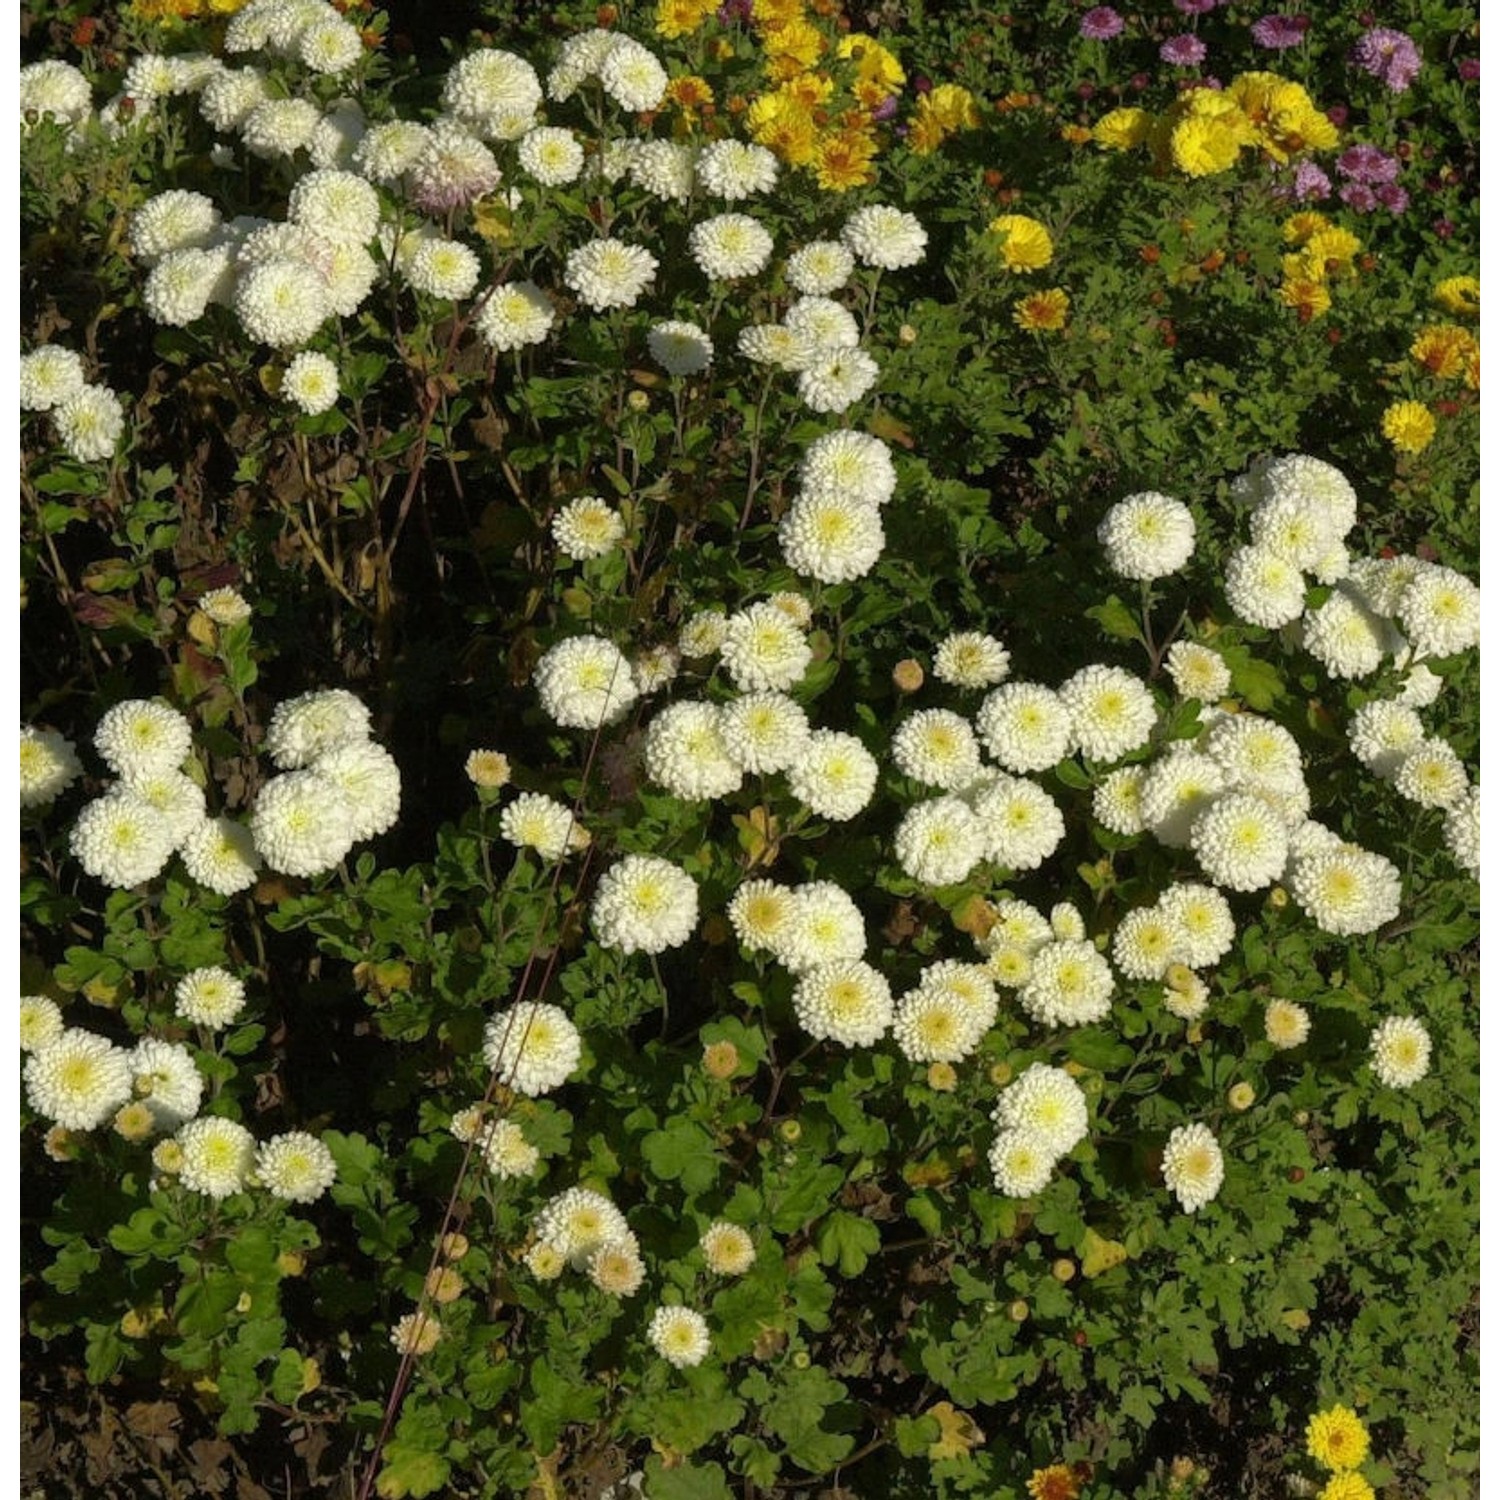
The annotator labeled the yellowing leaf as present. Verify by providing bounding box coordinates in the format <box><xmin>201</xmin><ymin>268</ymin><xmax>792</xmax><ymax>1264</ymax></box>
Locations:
<box><xmin>926</xmin><ymin>1401</ymin><xmax>983</xmax><ymax>1462</ymax></box>
<box><xmin>1080</xmin><ymin>1227</ymin><xmax>1128</xmax><ymax>1279</ymax></box>
<box><xmin>470</xmin><ymin>196</ymin><xmax>514</xmax><ymax>245</ymax></box>
<box><xmin>1281</xmin><ymin>1308</ymin><xmax>1311</xmax><ymax>1331</ymax></box>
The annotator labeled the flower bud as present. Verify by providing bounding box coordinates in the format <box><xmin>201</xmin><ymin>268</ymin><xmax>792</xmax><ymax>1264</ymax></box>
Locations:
<box><xmin>1008</xmin><ymin>1299</ymin><xmax>1030</xmax><ymax>1322</ymax></box>
<box><xmin>892</xmin><ymin>659</ymin><xmax>924</xmax><ymax>693</ymax></box>
<box><xmin>926</xmin><ymin>1062</ymin><xmax>958</xmax><ymax>1092</ymax></box>
<box><xmin>779</xmin><ymin>1119</ymin><xmax>802</xmax><ymax>1143</ymax></box>
<box><xmin>1052</xmin><ymin>1258</ymin><xmax>1076</xmax><ymax>1283</ymax></box>
<box><xmin>703</xmin><ymin>1040</ymin><xmax>740</xmax><ymax>1080</ymax></box>
<box><xmin>1227</xmin><ymin>1082</ymin><xmax>1255</xmax><ymax>1112</ymax></box>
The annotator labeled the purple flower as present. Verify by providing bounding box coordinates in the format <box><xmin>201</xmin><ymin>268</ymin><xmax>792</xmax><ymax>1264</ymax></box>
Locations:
<box><xmin>1458</xmin><ymin>57</ymin><xmax>1480</xmax><ymax>82</ymax></box>
<box><xmin>1079</xmin><ymin>6</ymin><xmax>1125</xmax><ymax>40</ymax></box>
<box><xmin>1175</xmin><ymin>0</ymin><xmax>1221</xmax><ymax>12</ymax></box>
<box><xmin>870</xmin><ymin>94</ymin><xmax>900</xmax><ymax>122</ymax></box>
<box><xmin>1291</xmin><ymin>160</ymin><xmax>1332</xmax><ymax>200</ymax></box>
<box><xmin>1251</xmin><ymin>14</ymin><xmax>1308</xmax><ymax>50</ymax></box>
<box><xmin>1326</xmin><ymin>103</ymin><xmax>1350</xmax><ymax>128</ymax></box>
<box><xmin>1376</xmin><ymin>181</ymin><xmax>1409</xmax><ymax>214</ymax></box>
<box><xmin>1161</xmin><ymin>34</ymin><xmax>1208</xmax><ymax>65</ymax></box>
<box><xmin>1339</xmin><ymin>182</ymin><xmax>1378</xmax><ymax>213</ymax></box>
<box><xmin>1349</xmin><ymin>27</ymin><xmax>1422</xmax><ymax>93</ymax></box>
<box><xmin>717</xmin><ymin>0</ymin><xmax>752</xmax><ymax>21</ymax></box>
<box><xmin>1336</xmin><ymin>144</ymin><xmax>1399</xmax><ymax>184</ymax></box>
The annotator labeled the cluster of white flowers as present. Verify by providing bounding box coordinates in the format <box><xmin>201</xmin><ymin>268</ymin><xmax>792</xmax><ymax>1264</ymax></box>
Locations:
<box><xmin>780</xmin><ymin>428</ymin><xmax>898</xmax><ymax>585</ymax></box>
<box><xmin>20</xmin><ymin>344</ymin><xmax>127</xmax><ymax>463</ymax></box>
<box><xmin>226</xmin><ymin>0</ymin><xmax>365</xmax><ymax>79</ymax></box>
<box><xmin>530</xmin><ymin>1186</ymin><xmax>644</xmax><ymax>1296</ymax></box>
<box><xmin>158</xmin><ymin>1115</ymin><xmax>338</xmax><ymax>1202</ymax></box>
<box><xmin>892</xmin><ymin>962</ymin><xmax>998</xmax><ymax>1063</ymax></box>
<box><xmin>989</xmin><ymin>1064</ymin><xmax>1089</xmax><ymax>1196</ymax></box>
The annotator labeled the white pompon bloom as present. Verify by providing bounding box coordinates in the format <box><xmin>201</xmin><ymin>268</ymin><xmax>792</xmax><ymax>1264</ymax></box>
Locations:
<box><xmin>786</xmin><ymin>240</ymin><xmax>856</xmax><ymax>295</ymax></box>
<box><xmin>697</xmin><ymin>139</ymin><xmax>778</xmax><ymax>199</ymax></box>
<box><xmin>533</xmin><ymin>635</ymin><xmax>640</xmax><ymax>729</ymax></box>
<box><xmin>95</xmin><ymin>699</ymin><xmax>192</xmax><ymax>777</ymax></box>
<box><xmin>266</xmin><ymin>689</ymin><xmax>371</xmax><ymax>768</ymax></box>
<box><xmin>989</xmin><ymin>1127</ymin><xmax>1058</xmax><ymax>1198</ymax></box>
<box><xmin>1097</xmin><ymin>492</ymin><xmax>1195</xmax><ymax>580</ymax></box>
<box><xmin>1287</xmin><ymin>846</ymin><xmax>1401</xmax><ymax>935</ymax></box>
<box><xmin>720</xmin><ymin>603</ymin><xmax>812</xmax><ymax>692</ymax></box>
<box><xmin>1161</xmin><ymin>1122</ymin><xmax>1224</xmax><ymax>1212</ymax></box>
<box><xmin>1058</xmin><ymin>665</ymin><xmax>1157</xmax><ymax>764</ymax></box>
<box><xmin>20</xmin><ymin>726</ymin><xmax>82</xmax><ymax>808</ymax></box>
<box><xmin>20</xmin><ymin>345</ymin><xmax>87</xmax><ymax>412</ymax></box>
<box><xmin>1392</xmin><ymin>739</ymin><xmax>1469</xmax><ymax>810</ymax></box>
<box><xmin>592</xmin><ymin>855</ymin><xmax>698</xmax><ymax>954</ymax></box>
<box><xmin>553</xmin><ymin>496</ymin><xmax>626</xmax><ymax>560</ymax></box>
<box><xmin>500</xmin><ymin>793</ymin><xmax>579</xmax><ymax>860</ymax></box>
<box><xmin>1444</xmin><ymin>786</ymin><xmax>1479</xmax><ymax>878</ymax></box>
<box><xmin>993</xmin><ymin>1064</ymin><xmax>1089</xmax><ymax>1156</ymax></box>
<box><xmin>1092</xmin><ymin>765</ymin><xmax>1148</xmax><ymax>836</ymax></box>
<box><xmin>598</xmin><ymin>36</ymin><xmax>668</xmax><ymax>111</ymax></box>
<box><xmin>24</xmin><ymin>1029</ymin><xmax>134</xmax><ymax>1129</ymax></box>
<box><xmin>180</xmin><ymin>816</ymin><xmax>263</xmax><ymax>895</ymax></box>
<box><xmin>250</xmin><ymin>770</ymin><xmax>358</xmax><ymax>877</ymax></box>
<box><xmin>311</xmin><ymin>741</ymin><xmax>401</xmax><ymax>841</ymax></box>
<box><xmin>796</xmin><ymin>347</ymin><xmax>880</xmax><ymax>414</ymax></box>
<box><xmin>1347</xmin><ymin>700</ymin><xmax>1426</xmax><ymax>778</ymax></box>
<box><xmin>776</xmin><ymin>882</ymin><xmax>866</xmax><ymax>972</ymax></box>
<box><xmin>700</xmin><ymin>1221</ymin><xmax>757</xmax><ymax>1275</ymax></box>
<box><xmin>786</xmin><ymin>731</ymin><xmax>879</xmax><ymax>821</ymax></box>
<box><xmin>647</xmin><ymin>1305</ymin><xmax>711</xmax><ymax>1367</ymax></box>
<box><xmin>719</xmin><ymin>692</ymin><xmax>810</xmax><ymax>774</ymax></box>
<box><xmin>784</xmin><ymin>295</ymin><xmax>861</xmax><ymax>352</ymax></box>
<box><xmin>975</xmin><ymin>683</ymin><xmax>1074</xmax><ymax>774</ymax></box>
<box><xmin>842</xmin><ymin>204</ymin><xmax>927</xmax><ymax>269</ymax></box>
<box><xmin>482</xmin><ymin>1003</ymin><xmax>582</xmax><ymax>1095</ymax></box>
<box><xmin>132</xmin><ymin>1038</ymin><xmax>205</xmax><ymax>1131</ymax></box>
<box><xmin>441</xmin><ymin>49</ymin><xmax>543</xmax><ymax>141</ymax></box>
<box><xmin>534</xmin><ymin>1185</ymin><xmax>631</xmax><ymax>1266</ymax></box>
<box><xmin>1017</xmin><ymin>940</ymin><xmax>1114</xmax><ymax>1027</ymax></box>
<box><xmin>1189</xmin><ymin>792</ymin><xmax>1289</xmax><ymax>892</ymax></box>
<box><xmin>967</xmin><ymin>773</ymin><xmax>1065</xmax><ymax>871</ymax></box>
<box><xmin>282</xmin><ymin>350</ymin><xmax>340</xmax><ymax>415</ymax></box>
<box><xmin>1139</xmin><ymin>748</ymin><xmax>1227</xmax><ymax>848</ymax></box>
<box><xmin>70</xmin><ymin>794</ymin><xmax>175</xmax><ymax>887</ymax></box>
<box><xmin>235</xmin><ymin>259</ymin><xmax>331</xmax><ymax>347</ymax></box>
<box><xmin>473</xmin><ymin>281</ymin><xmax>555</xmax><ymax>353</ymax></box>
<box><xmin>792</xmin><ymin>960</ymin><xmax>893</xmax><ymax>1046</ymax></box>
<box><xmin>891</xmin><ymin>710</ymin><xmax>982</xmax><ymax>790</ymax></box>
<box><xmin>564</xmin><ymin>238</ymin><xmax>658</xmax><ymax>311</ymax></box>
<box><xmin>175</xmin><ymin>966</ymin><xmax>248</xmax><ymax>1029</ymax></box>
<box><xmin>1165</xmin><ymin>641</ymin><xmax>1232</xmax><ymax>701</ymax></box>
<box><xmin>799</xmin><ymin>430</ymin><xmax>897</xmax><ymax>507</ymax></box>
<box><xmin>688</xmin><ymin>214</ymin><xmax>775</xmax><ymax>280</ymax></box>
<box><xmin>1223</xmin><ymin>544</ymin><xmax>1306</xmax><ymax>629</ymax></box>
<box><xmin>54</xmin><ymin>385</ymin><xmax>127</xmax><ymax>463</ymax></box>
<box><xmin>287</xmin><ymin>169</ymin><xmax>381</xmax><ymax>246</ymax></box>
<box><xmin>518</xmin><ymin>125</ymin><xmax>584</xmax><ymax>185</ymax></box>
<box><xmin>256</xmin><ymin>1131</ymin><xmax>339</xmax><ymax>1202</ymax></box>
<box><xmin>893</xmin><ymin>797</ymin><xmax>985</xmax><ymax>886</ymax></box>
<box><xmin>1111</xmin><ymin>905</ymin><xmax>1187</xmax><ymax>981</ymax></box>
<box><xmin>130</xmin><ymin>190</ymin><xmax>222</xmax><ymax>264</ymax></box>
<box><xmin>933</xmin><ymin>631</ymin><xmax>1011</xmax><ymax>689</ymax></box>
<box><xmin>628</xmin><ymin>139</ymin><xmax>697</xmax><ymax>201</ymax></box>
<box><xmin>647</xmin><ymin>320</ymin><xmax>714</xmax><ymax>377</ymax></box>
<box><xmin>778</xmin><ymin>490</ymin><xmax>885</xmax><ymax>584</ymax></box>
<box><xmin>1369</xmin><ymin>1015</ymin><xmax>1431</xmax><ymax>1088</ymax></box>
<box><xmin>1157</xmin><ymin>882</ymin><xmax>1236</xmax><ymax>968</ymax></box>
<box><xmin>176</xmin><ymin>1116</ymin><xmax>257</xmax><ymax>1199</ymax></box>
<box><xmin>1398</xmin><ymin>565</ymin><xmax>1481</xmax><ymax>659</ymax></box>
<box><xmin>642</xmin><ymin>702</ymin><xmax>743</xmax><ymax>800</ymax></box>
<box><xmin>404</xmin><ymin>238</ymin><xmax>481</xmax><ymax>301</ymax></box>
<box><xmin>20</xmin><ymin>996</ymin><xmax>65</xmax><ymax>1054</ymax></box>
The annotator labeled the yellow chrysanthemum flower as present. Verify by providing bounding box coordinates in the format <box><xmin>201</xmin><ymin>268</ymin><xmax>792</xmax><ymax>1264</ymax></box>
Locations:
<box><xmin>749</xmin><ymin>0</ymin><xmax>804</xmax><ymax>28</ymax></box>
<box><xmin>1026</xmin><ymin>1464</ymin><xmax>1082</xmax><ymax>1500</ymax></box>
<box><xmin>1381</xmin><ymin>400</ymin><xmax>1437</xmax><ymax>454</ymax></box>
<box><xmin>837</xmin><ymin>33</ymin><xmax>906</xmax><ymax>91</ymax></box>
<box><xmin>1283</xmin><ymin>211</ymin><xmax>1331</xmax><ymax>245</ymax></box>
<box><xmin>1305</xmin><ymin>1405</ymin><xmax>1371</xmax><ymax>1472</ymax></box>
<box><xmin>989</xmin><ymin>213</ymin><xmax>1054</xmax><ymax>272</ymax></box>
<box><xmin>1434</xmin><ymin>275</ymin><xmax>1479</xmax><ymax>316</ymax></box>
<box><xmin>1279</xmin><ymin>278</ymin><xmax>1332</xmax><ymax>320</ymax></box>
<box><xmin>1170</xmin><ymin>116</ymin><xmax>1242</xmax><ymax>176</ymax></box>
<box><xmin>1092</xmin><ymin>107</ymin><xmax>1152</xmax><ymax>150</ymax></box>
<box><xmin>1411</xmin><ymin>323</ymin><xmax>1479</xmax><ymax>378</ymax></box>
<box><xmin>763</xmin><ymin>19</ymin><xmax>825</xmax><ymax>79</ymax></box>
<box><xmin>1318</xmin><ymin>1474</ymin><xmax>1375</xmax><ymax>1500</ymax></box>
<box><xmin>747</xmin><ymin>94</ymin><xmax>820</xmax><ymax>165</ymax></box>
<box><xmin>655</xmin><ymin>0</ymin><xmax>717</xmax><ymax>38</ymax></box>
<box><xmin>927</xmin><ymin>84</ymin><xmax>980</xmax><ymax>132</ymax></box>
<box><xmin>813</xmin><ymin>130</ymin><xmax>879</xmax><ymax>191</ymax></box>
<box><xmin>1014</xmin><ymin>288</ymin><xmax>1070</xmax><ymax>332</ymax></box>
<box><xmin>1303</xmin><ymin>226</ymin><xmax>1362</xmax><ymax>278</ymax></box>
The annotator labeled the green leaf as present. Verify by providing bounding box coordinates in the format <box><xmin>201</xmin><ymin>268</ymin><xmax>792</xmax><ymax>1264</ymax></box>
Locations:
<box><xmin>816</xmin><ymin>1211</ymin><xmax>881</xmax><ymax>1278</ymax></box>
<box><xmin>376</xmin><ymin>1445</ymin><xmax>452</xmax><ymax>1500</ymax></box>
<box><xmin>641</xmin><ymin>1118</ymin><xmax>723</xmax><ymax>1195</ymax></box>
<box><xmin>1086</xmin><ymin>596</ymin><xmax>1146</xmax><ymax>645</ymax></box>
<box><xmin>642</xmin><ymin>1457</ymin><xmax>733</xmax><ymax>1500</ymax></box>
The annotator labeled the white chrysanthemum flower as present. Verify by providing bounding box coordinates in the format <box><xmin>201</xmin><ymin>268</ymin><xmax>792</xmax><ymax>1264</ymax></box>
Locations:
<box><xmin>24</xmin><ymin>1029</ymin><xmax>133</xmax><ymax>1129</ymax></box>
<box><xmin>514</xmin><ymin>124</ymin><xmax>582</xmax><ymax>185</ymax></box>
<box><xmin>799</xmin><ymin>429</ymin><xmax>897</xmax><ymax>508</ymax></box>
<box><xmin>648</xmin><ymin>319</ymin><xmax>713</xmax><ymax>377</ymax></box>
<box><xmin>975</xmin><ymin>682</ymin><xmax>1073</xmax><ymax>774</ymax></box>
<box><xmin>198</xmin><ymin>587</ymin><xmax>252</xmax><ymax>627</ymax></box>
<box><xmin>121</xmin><ymin>53</ymin><xmax>181</xmax><ymax>101</ymax></box>
<box><xmin>1139</xmin><ymin>747</ymin><xmax>1226</xmax><ymax>848</ymax></box>
<box><xmin>276</xmin><ymin>349</ymin><xmax>340</xmax><ymax>415</ymax></box>
<box><xmin>842</xmin><ymin>204</ymin><xmax>927</xmax><ymax>269</ymax></box>
<box><xmin>315</xmin><ymin>237</ymin><xmax>379</xmax><ymax>319</ymax></box>
<box><xmin>1288</xmin><ymin>846</ymin><xmax>1401</xmax><ymax>936</ymax></box>
<box><xmin>915</xmin><ymin>960</ymin><xmax>999</xmax><ymax>1027</ymax></box>
<box><xmin>311</xmin><ymin>741</ymin><xmax>400</xmax><ymax>841</ymax></box>
<box><xmin>727</xmin><ymin>879</ymin><xmax>797</xmax><ymax>954</ymax></box>
<box><xmin>301</xmin><ymin>15</ymin><xmax>363</xmax><ymax>74</ymax></box>
<box><xmin>199</xmin><ymin>66</ymin><xmax>268</xmax><ymax>132</ymax></box>
<box><xmin>389</xmin><ymin>1310</ymin><xmax>443</xmax><ymax>1354</ymax></box>
<box><xmin>180</xmin><ymin>816</ymin><xmax>262</xmax><ymax>895</ymax></box>
<box><xmin>545</xmin><ymin>27</ymin><xmax>616</xmax><ymax>100</ymax></box>
<box><xmin>979</xmin><ymin>899</ymin><xmax>1054</xmax><ymax>960</ymax></box>
<box><xmin>891</xmin><ymin>710</ymin><xmax>981</xmax><ymax>791</ymax></box>
<box><xmin>19</xmin><ymin>345</ymin><xmax>87</xmax><ymax>413</ymax></box>
<box><xmin>498</xmin><ymin>792</ymin><xmax>576</xmax><ymax>860</ymax></box>
<box><xmin>647</xmin><ymin>1305</ymin><xmax>711</xmax><ymax>1367</ymax></box>
<box><xmin>792</xmin><ymin>960</ymin><xmax>893</xmax><ymax>1046</ymax></box>
<box><xmin>287</xmin><ymin>169</ymin><xmax>380</xmax><ymax>247</ymax></box>
<box><xmin>787</xmin><ymin>240</ymin><xmax>856</xmax><ymax>295</ymax></box>
<box><xmin>1301</xmin><ymin>591</ymin><xmax>1388</xmax><ymax>680</ymax></box>
<box><xmin>1223</xmin><ymin>544</ymin><xmax>1306</xmax><ymax>629</ymax></box>
<box><xmin>719</xmin><ymin>692</ymin><xmax>810</xmax><ymax>775</ymax></box>
<box><xmin>1393</xmin><ymin>739</ymin><xmax>1468</xmax><ymax>810</ymax></box>
<box><xmin>1165</xmin><ymin>641</ymin><xmax>1232</xmax><ymax>702</ymax></box>
<box><xmin>1092</xmin><ymin>764</ymin><xmax>1148</xmax><ymax>836</ymax></box>
<box><xmin>256</xmin><ymin>1131</ymin><xmax>338</xmax><ymax>1202</ymax></box>
<box><xmin>402</xmin><ymin>237</ymin><xmax>480</xmax><ymax>302</ymax></box>
<box><xmin>54</xmin><ymin>385</ymin><xmax>126</xmax><ymax>463</ymax></box>
<box><xmin>628</xmin><ymin>139</ymin><xmax>697</xmax><ymax>201</ymax></box>
<box><xmin>441</xmin><ymin>48</ymin><xmax>543</xmax><ymax>140</ymax></box>
<box><xmin>407</xmin><ymin>121</ymin><xmax>501</xmax><ymax>213</ymax></box>
<box><xmin>175</xmin><ymin>966</ymin><xmax>248</xmax><ymax>1029</ymax></box>
<box><xmin>989</xmin><ymin>1126</ymin><xmax>1058</xmax><ymax>1198</ymax></box>
<box><xmin>70</xmin><ymin>794</ymin><xmax>174</xmax><ymax>888</ymax></box>
<box><xmin>784</xmin><ymin>295</ymin><xmax>860</xmax><ymax>352</ymax></box>
<box><xmin>1347</xmin><ymin>701</ymin><xmax>1426</xmax><ymax>778</ymax></box>
<box><xmin>1247</xmin><ymin>454</ymin><xmax>1358</xmax><ymax>536</ymax></box>
<box><xmin>1203</xmin><ymin>715</ymin><xmax>1306</xmax><ymax>798</ymax></box>
<box><xmin>265</xmin><ymin>689</ymin><xmax>370</xmax><ymax>769</ymax></box>
<box><xmin>235</xmin><ymin>258</ymin><xmax>330</xmax><ymax>347</ymax></box>
<box><xmin>1190</xmin><ymin>792</ymin><xmax>1290</xmax><ymax>892</ymax></box>
<box><xmin>688</xmin><ymin>214</ymin><xmax>774</xmax><ymax>280</ymax></box>
<box><xmin>993</xmin><ymin>1064</ymin><xmax>1089</xmax><ymax>1155</ymax></box>
<box><xmin>19</xmin><ymin>59</ymin><xmax>93</xmax><ymax>130</ymax></box>
<box><xmin>737</xmin><ymin>323</ymin><xmax>813</xmax><ymax>370</ymax></box>
<box><xmin>20</xmin><ymin>726</ymin><xmax>82</xmax><ymax>809</ymax></box>
<box><xmin>118</xmin><ymin>767</ymin><xmax>205</xmax><ymax>848</ymax></box>
<box><xmin>1162</xmin><ymin>1122</ymin><xmax>1223</xmax><ymax>1212</ymax></box>
<box><xmin>1050</xmin><ymin>902</ymin><xmax>1087</xmax><ymax>942</ymax></box>
<box><xmin>787</xmin><ymin>731</ymin><xmax>879</xmax><ymax>822</ymax></box>
<box><xmin>592</xmin><ymin>855</ymin><xmax>698</xmax><ymax>954</ymax></box>
<box><xmin>533</xmin><ymin>635</ymin><xmax>640</xmax><ymax>729</ymax></box>
<box><xmin>1394</xmin><ymin>663</ymin><xmax>1443</xmax><ymax>709</ymax></box>
<box><xmin>598</xmin><ymin>36</ymin><xmax>668</xmax><ymax>110</ymax></box>
<box><xmin>1398</xmin><ymin>565</ymin><xmax>1480</xmax><ymax>659</ymax></box>
<box><xmin>20</xmin><ymin>996</ymin><xmax>65</xmax><ymax>1053</ymax></box>
<box><xmin>720</xmin><ymin>603</ymin><xmax>812</xmax><ymax>692</ymax></box>
<box><xmin>1058</xmin><ymin>665</ymin><xmax>1157</xmax><ymax>764</ymax></box>
<box><xmin>1153</xmin><ymin>883</ymin><xmax>1233</xmax><ymax>969</ymax></box>
<box><xmin>551</xmin><ymin>494</ymin><xmax>628</xmax><ymax>561</ymax></box>
<box><xmin>778</xmin><ymin>490</ymin><xmax>885</xmax><ymax>584</ymax></box>
<box><xmin>1111</xmin><ymin>905</ymin><xmax>1187</xmax><ymax>981</ymax></box>
<box><xmin>633</xmin><ymin>645</ymin><xmax>679</xmax><ymax>695</ymax></box>
<box><xmin>776</xmin><ymin>882</ymin><xmax>866</xmax><ymax>972</ymax></box>
<box><xmin>589</xmin><ymin>1238</ymin><xmax>646</xmax><ymax>1297</ymax></box>
<box><xmin>696</xmin><ymin>139</ymin><xmax>778</xmax><ymax>199</ymax></box>
<box><xmin>534</xmin><ymin>1185</ymin><xmax>631</xmax><ymax>1266</ymax></box>
<box><xmin>352</xmin><ymin>118</ymin><xmax>430</xmax><ymax>182</ymax></box>
<box><xmin>1097</xmin><ymin>492</ymin><xmax>1195</xmax><ymax>580</ymax></box>
<box><xmin>131</xmin><ymin>1038</ymin><xmax>204</xmax><ymax>1132</ymax></box>
<box><xmin>474</xmin><ymin>280</ymin><xmax>555</xmax><ymax>353</ymax></box>
<box><xmin>1248</xmin><ymin>491</ymin><xmax>1340</xmax><ymax>573</ymax></box>
<box><xmin>1018</xmin><ymin>939</ymin><xmax>1114</xmax><ymax>1027</ymax></box>
<box><xmin>480</xmin><ymin>1117</ymin><xmax>539</xmax><ymax>1177</ymax></box>
<box><xmin>932</xmin><ymin>632</ymin><xmax>1010</xmax><ymax>689</ymax></box>
<box><xmin>700</xmin><ymin>1221</ymin><xmax>756</xmax><ymax>1275</ymax></box>
<box><xmin>967</xmin><ymin>773</ymin><xmax>1064</xmax><ymax>871</ymax></box>
<box><xmin>250</xmin><ymin>770</ymin><xmax>357</xmax><ymax>877</ymax></box>
<box><xmin>796</xmin><ymin>347</ymin><xmax>880</xmax><ymax>414</ymax></box>
<box><xmin>95</xmin><ymin>700</ymin><xmax>193</xmax><ymax>778</ymax></box>
<box><xmin>130</xmin><ymin>190</ymin><xmax>222</xmax><ymax>265</ymax></box>
<box><xmin>678</xmin><ymin>609</ymin><xmax>729</xmax><ymax>658</ymax></box>
<box><xmin>893</xmin><ymin>797</ymin><xmax>985</xmax><ymax>886</ymax></box>
<box><xmin>565</xmin><ymin>238</ymin><xmax>658</xmax><ymax>311</ymax></box>
<box><xmin>892</xmin><ymin>985</ymin><xmax>984</xmax><ymax>1063</ymax></box>
<box><xmin>176</xmin><ymin>1116</ymin><xmax>257</xmax><ymax>1199</ymax></box>
<box><xmin>241</xmin><ymin>96</ymin><xmax>321</xmax><ymax>159</ymax></box>
<box><xmin>1444</xmin><ymin>786</ymin><xmax>1479</xmax><ymax>878</ymax></box>
<box><xmin>1264</xmin><ymin>997</ymin><xmax>1310</xmax><ymax>1049</ymax></box>
<box><xmin>482</xmin><ymin>1003</ymin><xmax>581</xmax><ymax>1096</ymax></box>
<box><xmin>643</xmin><ymin>702</ymin><xmax>743</xmax><ymax>800</ymax></box>
<box><xmin>1345</xmin><ymin>553</ymin><xmax>1426</xmax><ymax>619</ymax></box>
<box><xmin>143</xmin><ymin>247</ymin><xmax>233</xmax><ymax>328</ymax></box>
<box><xmin>1369</xmin><ymin>1014</ymin><xmax>1430</xmax><ymax>1089</ymax></box>
<box><xmin>1162</xmin><ymin>968</ymin><xmax>1209</xmax><ymax>1020</ymax></box>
